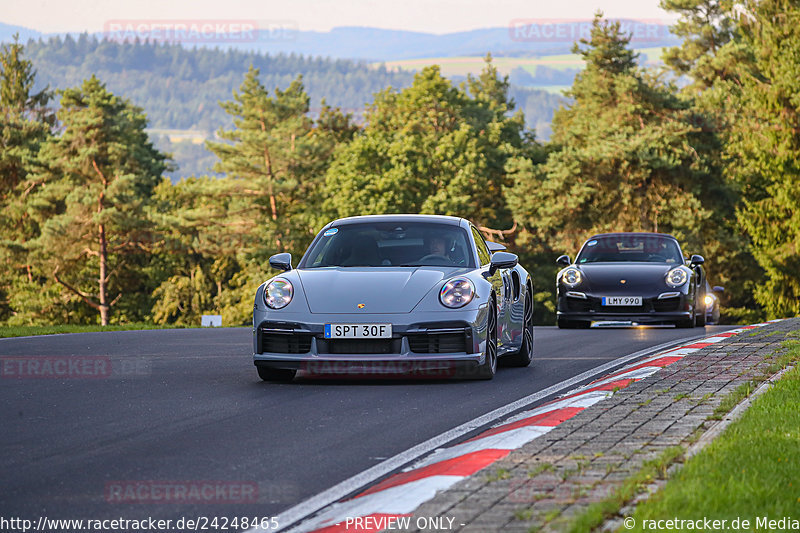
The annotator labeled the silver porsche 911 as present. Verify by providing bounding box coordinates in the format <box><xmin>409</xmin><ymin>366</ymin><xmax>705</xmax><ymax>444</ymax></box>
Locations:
<box><xmin>252</xmin><ymin>214</ymin><xmax>534</xmax><ymax>381</ymax></box>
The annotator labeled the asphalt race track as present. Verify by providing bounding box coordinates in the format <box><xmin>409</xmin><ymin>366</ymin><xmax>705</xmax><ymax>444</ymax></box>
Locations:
<box><xmin>0</xmin><ymin>325</ymin><xmax>735</xmax><ymax>529</ymax></box>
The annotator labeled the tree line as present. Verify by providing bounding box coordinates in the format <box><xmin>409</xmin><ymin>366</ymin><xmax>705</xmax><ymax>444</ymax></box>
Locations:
<box><xmin>2</xmin><ymin>1</ymin><xmax>799</xmax><ymax>327</ymax></box>
<box><xmin>22</xmin><ymin>34</ymin><xmax>415</xmax><ymax>132</ymax></box>
<box><xmin>22</xmin><ymin>34</ymin><xmax>566</xmax><ymax>180</ymax></box>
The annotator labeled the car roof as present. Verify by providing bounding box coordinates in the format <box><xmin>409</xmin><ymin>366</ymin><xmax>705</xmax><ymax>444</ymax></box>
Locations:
<box><xmin>585</xmin><ymin>232</ymin><xmax>678</xmax><ymax>241</ymax></box>
<box><xmin>329</xmin><ymin>214</ymin><xmax>465</xmax><ymax>227</ymax></box>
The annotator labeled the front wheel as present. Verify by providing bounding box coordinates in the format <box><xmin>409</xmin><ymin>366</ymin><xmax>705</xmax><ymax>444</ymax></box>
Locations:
<box><xmin>504</xmin><ymin>289</ymin><xmax>533</xmax><ymax>367</ymax></box>
<box><xmin>257</xmin><ymin>366</ymin><xmax>297</xmax><ymax>382</ymax></box>
<box><xmin>676</xmin><ymin>311</ymin><xmax>696</xmax><ymax>328</ymax></box>
<box><xmin>696</xmin><ymin>303</ymin><xmax>706</xmax><ymax>327</ymax></box>
<box><xmin>475</xmin><ymin>301</ymin><xmax>498</xmax><ymax>380</ymax></box>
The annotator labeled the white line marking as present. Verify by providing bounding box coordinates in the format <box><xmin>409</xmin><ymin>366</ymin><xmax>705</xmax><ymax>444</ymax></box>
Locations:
<box><xmin>413</xmin><ymin>425</ymin><xmax>553</xmax><ymax>469</ymax></box>
<box><xmin>292</xmin><ymin>476</ymin><xmax>462</xmax><ymax>533</ymax></box>
<box><xmin>499</xmin><ymin>390</ymin><xmax>612</xmax><ymax>426</ymax></box>
<box><xmin>253</xmin><ymin>333</ymin><xmax>707</xmax><ymax>532</ymax></box>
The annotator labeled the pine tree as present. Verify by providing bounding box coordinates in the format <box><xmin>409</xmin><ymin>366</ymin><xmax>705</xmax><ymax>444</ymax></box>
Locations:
<box><xmin>150</xmin><ymin>69</ymin><xmax>352</xmax><ymax>325</ymax></box>
<box><xmin>506</xmin><ymin>13</ymin><xmax>727</xmax><ymax>267</ymax></box>
<box><xmin>660</xmin><ymin>0</ymin><xmax>738</xmax><ymax>91</ymax></box>
<box><xmin>723</xmin><ymin>1</ymin><xmax>800</xmax><ymax>318</ymax></box>
<box><xmin>30</xmin><ymin>76</ymin><xmax>167</xmax><ymax>325</ymax></box>
<box><xmin>206</xmin><ymin>67</ymin><xmax>324</xmax><ymax>253</ymax></box>
<box><xmin>324</xmin><ymin>60</ymin><xmax>529</xmax><ymax>229</ymax></box>
<box><xmin>0</xmin><ymin>35</ymin><xmax>54</xmax><ymax>323</ymax></box>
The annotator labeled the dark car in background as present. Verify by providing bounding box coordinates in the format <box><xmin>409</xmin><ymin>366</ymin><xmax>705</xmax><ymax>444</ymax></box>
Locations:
<box><xmin>556</xmin><ymin>232</ymin><xmax>706</xmax><ymax>328</ymax></box>
<box><xmin>253</xmin><ymin>214</ymin><xmax>534</xmax><ymax>381</ymax></box>
<box><xmin>704</xmin><ymin>281</ymin><xmax>724</xmax><ymax>325</ymax></box>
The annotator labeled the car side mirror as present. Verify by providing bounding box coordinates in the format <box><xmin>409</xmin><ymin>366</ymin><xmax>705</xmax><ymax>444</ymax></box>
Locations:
<box><xmin>713</xmin><ymin>286</ymin><xmax>725</xmax><ymax>293</ymax></box>
<box><xmin>268</xmin><ymin>253</ymin><xmax>292</xmax><ymax>272</ymax></box>
<box><xmin>556</xmin><ymin>255</ymin><xmax>571</xmax><ymax>267</ymax></box>
<box><xmin>486</xmin><ymin>241</ymin><xmax>507</xmax><ymax>252</ymax></box>
<box><xmin>689</xmin><ymin>254</ymin><xmax>704</xmax><ymax>266</ymax></box>
<box><xmin>489</xmin><ymin>251</ymin><xmax>518</xmax><ymax>276</ymax></box>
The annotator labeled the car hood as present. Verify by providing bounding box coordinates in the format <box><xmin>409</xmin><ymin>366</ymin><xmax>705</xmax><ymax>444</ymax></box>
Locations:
<box><xmin>578</xmin><ymin>263</ymin><xmax>678</xmax><ymax>291</ymax></box>
<box><xmin>297</xmin><ymin>267</ymin><xmax>468</xmax><ymax>314</ymax></box>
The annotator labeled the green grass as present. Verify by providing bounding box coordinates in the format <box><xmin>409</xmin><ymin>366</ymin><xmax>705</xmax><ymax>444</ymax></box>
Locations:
<box><xmin>0</xmin><ymin>323</ymin><xmax>199</xmax><ymax>338</ymax></box>
<box><xmin>710</xmin><ymin>380</ymin><xmax>759</xmax><ymax>420</ymax></box>
<box><xmin>514</xmin><ymin>508</ymin><xmax>534</xmax><ymax>521</ymax></box>
<box><xmin>563</xmin><ymin>446</ymin><xmax>685</xmax><ymax>533</ymax></box>
<box><xmin>556</xmin><ymin>332</ymin><xmax>800</xmax><ymax>532</ymax></box>
<box><xmin>528</xmin><ymin>462</ymin><xmax>554</xmax><ymax>477</ymax></box>
<box><xmin>635</xmin><ymin>46</ymin><xmax>668</xmax><ymax>64</ymax></box>
<box><xmin>485</xmin><ymin>468</ymin><xmax>511</xmax><ymax>482</ymax></box>
<box><xmin>628</xmin><ymin>342</ymin><xmax>800</xmax><ymax>529</ymax></box>
<box><xmin>378</xmin><ymin>46</ymin><xmax>664</xmax><ymax>81</ymax></box>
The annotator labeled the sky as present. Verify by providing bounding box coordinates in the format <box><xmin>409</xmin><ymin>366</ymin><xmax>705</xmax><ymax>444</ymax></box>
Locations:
<box><xmin>2</xmin><ymin>0</ymin><xmax>677</xmax><ymax>35</ymax></box>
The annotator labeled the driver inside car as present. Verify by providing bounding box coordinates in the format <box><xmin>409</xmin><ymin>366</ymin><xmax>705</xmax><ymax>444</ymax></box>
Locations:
<box><xmin>421</xmin><ymin>235</ymin><xmax>466</xmax><ymax>265</ymax></box>
<box><xmin>428</xmin><ymin>235</ymin><xmax>448</xmax><ymax>257</ymax></box>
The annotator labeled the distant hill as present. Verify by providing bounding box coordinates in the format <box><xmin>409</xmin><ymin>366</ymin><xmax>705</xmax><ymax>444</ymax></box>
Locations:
<box><xmin>23</xmin><ymin>35</ymin><xmax>414</xmax><ymax>132</ymax></box>
<box><xmin>226</xmin><ymin>22</ymin><xmax>680</xmax><ymax>60</ymax></box>
<box><xmin>0</xmin><ymin>22</ymin><xmax>42</xmax><ymax>43</ymax></box>
<box><xmin>16</xmin><ymin>35</ymin><xmax>565</xmax><ymax>179</ymax></box>
<box><xmin>3</xmin><ymin>20</ymin><xmax>680</xmax><ymax>62</ymax></box>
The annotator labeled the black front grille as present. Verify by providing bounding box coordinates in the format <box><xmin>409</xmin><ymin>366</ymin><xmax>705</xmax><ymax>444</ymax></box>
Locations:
<box><xmin>596</xmin><ymin>305</ymin><xmax>647</xmax><ymax>314</ymax></box>
<box><xmin>261</xmin><ymin>333</ymin><xmax>312</xmax><ymax>354</ymax></box>
<box><xmin>566</xmin><ymin>297</ymin><xmax>592</xmax><ymax>312</ymax></box>
<box><xmin>407</xmin><ymin>333</ymin><xmax>468</xmax><ymax>354</ymax></box>
<box><xmin>327</xmin><ymin>339</ymin><xmax>393</xmax><ymax>354</ymax></box>
<box><xmin>653</xmin><ymin>297</ymin><xmax>681</xmax><ymax>312</ymax></box>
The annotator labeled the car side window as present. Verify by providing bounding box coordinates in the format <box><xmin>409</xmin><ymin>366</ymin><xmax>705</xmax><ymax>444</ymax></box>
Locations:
<box><xmin>471</xmin><ymin>226</ymin><xmax>492</xmax><ymax>266</ymax></box>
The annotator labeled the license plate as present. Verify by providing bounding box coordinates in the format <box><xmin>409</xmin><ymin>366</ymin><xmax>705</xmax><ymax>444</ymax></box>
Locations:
<box><xmin>324</xmin><ymin>323</ymin><xmax>392</xmax><ymax>339</ymax></box>
<box><xmin>602</xmin><ymin>296</ymin><xmax>642</xmax><ymax>306</ymax></box>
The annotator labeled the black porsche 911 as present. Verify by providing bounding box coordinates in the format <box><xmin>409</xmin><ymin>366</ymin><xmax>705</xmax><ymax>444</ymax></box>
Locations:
<box><xmin>555</xmin><ymin>233</ymin><xmax>706</xmax><ymax>328</ymax></box>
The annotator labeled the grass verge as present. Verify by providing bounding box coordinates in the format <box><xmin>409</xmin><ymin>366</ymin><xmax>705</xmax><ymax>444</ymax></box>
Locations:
<box><xmin>0</xmin><ymin>323</ymin><xmax>197</xmax><ymax>338</ymax></box>
<box><xmin>627</xmin><ymin>339</ymin><xmax>800</xmax><ymax>530</ymax></box>
<box><xmin>558</xmin><ymin>446</ymin><xmax>684</xmax><ymax>533</ymax></box>
<box><xmin>556</xmin><ymin>328</ymin><xmax>800</xmax><ymax>532</ymax></box>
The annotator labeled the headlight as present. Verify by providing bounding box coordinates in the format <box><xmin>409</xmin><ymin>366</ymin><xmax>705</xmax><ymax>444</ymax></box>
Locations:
<box><xmin>264</xmin><ymin>278</ymin><xmax>293</xmax><ymax>309</ymax></box>
<box><xmin>665</xmin><ymin>268</ymin><xmax>688</xmax><ymax>287</ymax></box>
<box><xmin>439</xmin><ymin>278</ymin><xmax>474</xmax><ymax>308</ymax></box>
<box><xmin>704</xmin><ymin>295</ymin><xmax>715</xmax><ymax>307</ymax></box>
<box><xmin>561</xmin><ymin>268</ymin><xmax>582</xmax><ymax>288</ymax></box>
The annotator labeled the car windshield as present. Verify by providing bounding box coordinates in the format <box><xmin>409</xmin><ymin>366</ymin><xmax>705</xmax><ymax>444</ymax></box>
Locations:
<box><xmin>301</xmin><ymin>222</ymin><xmax>474</xmax><ymax>268</ymax></box>
<box><xmin>576</xmin><ymin>235</ymin><xmax>683</xmax><ymax>264</ymax></box>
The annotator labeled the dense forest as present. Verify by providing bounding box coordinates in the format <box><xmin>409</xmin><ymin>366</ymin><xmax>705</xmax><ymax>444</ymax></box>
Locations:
<box><xmin>2</xmin><ymin>1</ymin><xmax>799</xmax><ymax>328</ymax></box>
<box><xmin>23</xmin><ymin>35</ymin><xmax>415</xmax><ymax>131</ymax></box>
<box><xmin>21</xmin><ymin>35</ymin><xmax>564</xmax><ymax>178</ymax></box>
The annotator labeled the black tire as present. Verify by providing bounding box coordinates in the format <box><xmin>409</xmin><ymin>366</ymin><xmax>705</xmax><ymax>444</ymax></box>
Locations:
<box><xmin>504</xmin><ymin>288</ymin><xmax>533</xmax><ymax>367</ymax></box>
<box><xmin>475</xmin><ymin>300</ymin><xmax>498</xmax><ymax>380</ymax></box>
<box><xmin>696</xmin><ymin>309</ymin><xmax>706</xmax><ymax>327</ymax></box>
<box><xmin>676</xmin><ymin>310</ymin><xmax>696</xmax><ymax>328</ymax></box>
<box><xmin>558</xmin><ymin>318</ymin><xmax>589</xmax><ymax>329</ymax></box>
<box><xmin>256</xmin><ymin>366</ymin><xmax>297</xmax><ymax>382</ymax></box>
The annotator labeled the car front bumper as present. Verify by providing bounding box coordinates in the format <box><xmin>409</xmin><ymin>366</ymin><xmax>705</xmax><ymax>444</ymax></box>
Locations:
<box><xmin>252</xmin><ymin>307</ymin><xmax>490</xmax><ymax>377</ymax></box>
<box><xmin>556</xmin><ymin>290</ymin><xmax>692</xmax><ymax>325</ymax></box>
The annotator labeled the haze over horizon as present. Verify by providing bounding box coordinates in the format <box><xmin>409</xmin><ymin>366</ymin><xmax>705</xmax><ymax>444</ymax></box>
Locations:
<box><xmin>3</xmin><ymin>0</ymin><xmax>677</xmax><ymax>35</ymax></box>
